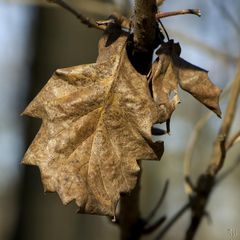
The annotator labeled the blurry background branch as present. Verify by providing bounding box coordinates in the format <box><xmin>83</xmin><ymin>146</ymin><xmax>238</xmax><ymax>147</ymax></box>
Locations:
<box><xmin>211</xmin><ymin>0</ymin><xmax>240</xmax><ymax>37</ymax></box>
<box><xmin>183</xmin><ymin>78</ymin><xmax>233</xmax><ymax>194</ymax></box>
<box><xmin>4</xmin><ymin>0</ymin><xmax>122</xmax><ymax>16</ymax></box>
<box><xmin>226</xmin><ymin>130</ymin><xmax>240</xmax><ymax>150</ymax></box>
<box><xmin>47</xmin><ymin>0</ymin><xmax>105</xmax><ymax>30</ymax></box>
<box><xmin>217</xmin><ymin>155</ymin><xmax>240</xmax><ymax>184</ymax></box>
<box><xmin>208</xmin><ymin>63</ymin><xmax>240</xmax><ymax>175</ymax></box>
<box><xmin>168</xmin><ymin>29</ymin><xmax>238</xmax><ymax>65</ymax></box>
<box><xmin>185</xmin><ymin>63</ymin><xmax>240</xmax><ymax>240</ymax></box>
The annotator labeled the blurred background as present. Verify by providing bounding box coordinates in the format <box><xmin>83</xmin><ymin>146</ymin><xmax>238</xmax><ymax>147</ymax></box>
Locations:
<box><xmin>0</xmin><ymin>0</ymin><xmax>239</xmax><ymax>239</ymax></box>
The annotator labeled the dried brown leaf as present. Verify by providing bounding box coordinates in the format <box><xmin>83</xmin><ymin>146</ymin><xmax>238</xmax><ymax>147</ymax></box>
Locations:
<box><xmin>22</xmin><ymin>31</ymin><xmax>164</xmax><ymax>217</ymax></box>
<box><xmin>150</xmin><ymin>40</ymin><xmax>222</xmax><ymax>119</ymax></box>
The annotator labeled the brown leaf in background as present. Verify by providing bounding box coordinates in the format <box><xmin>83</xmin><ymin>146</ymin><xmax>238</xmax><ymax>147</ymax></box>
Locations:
<box><xmin>22</xmin><ymin>31</ymin><xmax>164</xmax><ymax>217</ymax></box>
<box><xmin>150</xmin><ymin>40</ymin><xmax>222</xmax><ymax>122</ymax></box>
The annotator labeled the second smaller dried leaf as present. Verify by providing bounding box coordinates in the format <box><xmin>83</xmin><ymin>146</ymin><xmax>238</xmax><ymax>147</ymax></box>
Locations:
<box><xmin>149</xmin><ymin>40</ymin><xmax>222</xmax><ymax>124</ymax></box>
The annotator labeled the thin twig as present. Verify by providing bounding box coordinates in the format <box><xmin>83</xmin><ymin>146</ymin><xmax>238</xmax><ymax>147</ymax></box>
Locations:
<box><xmin>96</xmin><ymin>13</ymin><xmax>133</xmax><ymax>30</ymax></box>
<box><xmin>185</xmin><ymin>174</ymin><xmax>215</xmax><ymax>240</ymax></box>
<box><xmin>47</xmin><ymin>0</ymin><xmax>105</xmax><ymax>30</ymax></box>
<box><xmin>143</xmin><ymin>216</ymin><xmax>166</xmax><ymax>235</ymax></box>
<box><xmin>216</xmin><ymin>156</ymin><xmax>240</xmax><ymax>185</ymax></box>
<box><xmin>207</xmin><ymin>63</ymin><xmax>240</xmax><ymax>175</ymax></box>
<box><xmin>47</xmin><ymin>0</ymin><xmax>203</xmax><ymax>36</ymax></box>
<box><xmin>183</xmin><ymin>112</ymin><xmax>212</xmax><ymax>194</ymax></box>
<box><xmin>225</xmin><ymin>130</ymin><xmax>240</xmax><ymax>150</ymax></box>
<box><xmin>155</xmin><ymin>202</ymin><xmax>191</xmax><ymax>240</ymax></box>
<box><xmin>169</xmin><ymin>29</ymin><xmax>238</xmax><ymax>64</ymax></box>
<box><xmin>185</xmin><ymin>156</ymin><xmax>240</xmax><ymax>240</ymax></box>
<box><xmin>184</xmin><ymin>63</ymin><xmax>240</xmax><ymax>240</ymax></box>
<box><xmin>10</xmin><ymin>0</ymin><xmax>122</xmax><ymax>16</ymax></box>
<box><xmin>183</xmin><ymin>156</ymin><xmax>240</xmax><ymax>240</ymax></box>
<box><xmin>156</xmin><ymin>9</ymin><xmax>201</xmax><ymax>19</ymax></box>
<box><xmin>96</xmin><ymin>9</ymin><xmax>202</xmax><ymax>32</ymax></box>
<box><xmin>183</xmin><ymin>80</ymin><xmax>232</xmax><ymax>194</ymax></box>
<box><xmin>212</xmin><ymin>1</ymin><xmax>240</xmax><ymax>37</ymax></box>
<box><xmin>145</xmin><ymin>180</ymin><xmax>169</xmax><ymax>223</ymax></box>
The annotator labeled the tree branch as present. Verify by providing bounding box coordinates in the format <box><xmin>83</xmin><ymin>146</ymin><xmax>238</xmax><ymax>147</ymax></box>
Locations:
<box><xmin>216</xmin><ymin>155</ymin><xmax>240</xmax><ymax>184</ymax></box>
<box><xmin>225</xmin><ymin>130</ymin><xmax>240</xmax><ymax>150</ymax></box>
<box><xmin>183</xmin><ymin>80</ymin><xmax>232</xmax><ymax>194</ymax></box>
<box><xmin>185</xmin><ymin>63</ymin><xmax>240</xmax><ymax>240</ymax></box>
<box><xmin>156</xmin><ymin>9</ymin><xmax>201</xmax><ymax>19</ymax></box>
<box><xmin>47</xmin><ymin>0</ymin><xmax>105</xmax><ymax>30</ymax></box>
<box><xmin>169</xmin><ymin>28</ymin><xmax>238</xmax><ymax>64</ymax></box>
<box><xmin>207</xmin><ymin>63</ymin><xmax>240</xmax><ymax>175</ymax></box>
<box><xmin>155</xmin><ymin>202</ymin><xmax>191</xmax><ymax>240</ymax></box>
<box><xmin>133</xmin><ymin>0</ymin><xmax>158</xmax><ymax>53</ymax></box>
<box><xmin>119</xmin><ymin>175</ymin><xmax>143</xmax><ymax>240</ymax></box>
<box><xmin>213</xmin><ymin>1</ymin><xmax>240</xmax><ymax>36</ymax></box>
<box><xmin>145</xmin><ymin>180</ymin><xmax>169</xmax><ymax>223</ymax></box>
<box><xmin>47</xmin><ymin>0</ymin><xmax>202</xmax><ymax>39</ymax></box>
<box><xmin>118</xmin><ymin>2</ymin><xmax>160</xmax><ymax>239</ymax></box>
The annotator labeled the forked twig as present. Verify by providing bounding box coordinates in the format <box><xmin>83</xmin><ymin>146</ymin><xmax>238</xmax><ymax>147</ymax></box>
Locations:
<box><xmin>185</xmin><ymin>63</ymin><xmax>240</xmax><ymax>240</ymax></box>
<box><xmin>154</xmin><ymin>155</ymin><xmax>240</xmax><ymax>239</ymax></box>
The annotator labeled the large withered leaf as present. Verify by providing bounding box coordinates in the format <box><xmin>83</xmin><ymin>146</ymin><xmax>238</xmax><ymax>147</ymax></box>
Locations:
<box><xmin>150</xmin><ymin>40</ymin><xmax>222</xmax><ymax>118</ymax></box>
<box><xmin>22</xmin><ymin>31</ymin><xmax>164</xmax><ymax>217</ymax></box>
